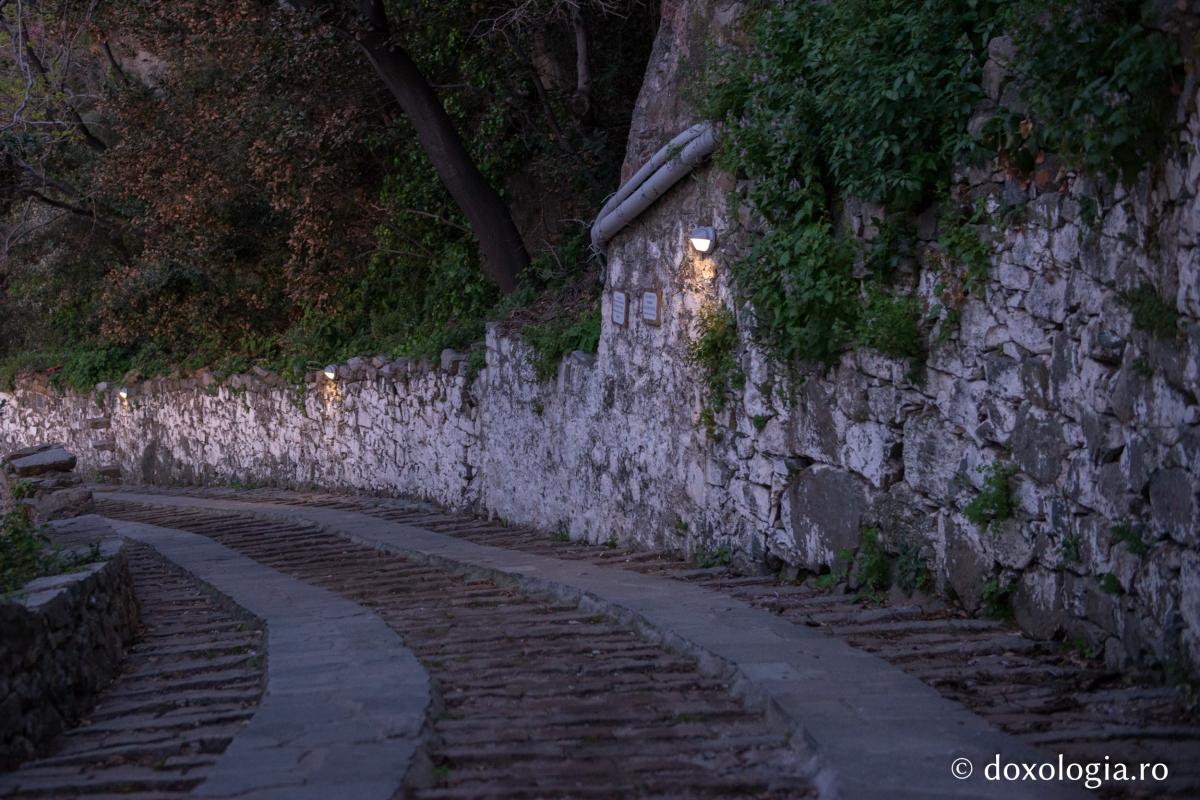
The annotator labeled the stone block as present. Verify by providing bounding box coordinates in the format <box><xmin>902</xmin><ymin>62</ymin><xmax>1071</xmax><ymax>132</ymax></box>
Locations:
<box><xmin>1149</xmin><ymin>467</ymin><xmax>1199</xmax><ymax>546</ymax></box>
<box><xmin>3</xmin><ymin>444</ymin><xmax>76</xmax><ymax>477</ymax></box>
<box><xmin>783</xmin><ymin>465</ymin><xmax>872</xmax><ymax>568</ymax></box>
<box><xmin>941</xmin><ymin>514</ymin><xmax>992</xmax><ymax>611</ymax></box>
<box><xmin>1012</xmin><ymin>568</ymin><xmax>1064</xmax><ymax>639</ymax></box>
<box><xmin>902</xmin><ymin>411</ymin><xmax>968</xmax><ymax>502</ymax></box>
<box><xmin>1009</xmin><ymin>407</ymin><xmax>1066</xmax><ymax>485</ymax></box>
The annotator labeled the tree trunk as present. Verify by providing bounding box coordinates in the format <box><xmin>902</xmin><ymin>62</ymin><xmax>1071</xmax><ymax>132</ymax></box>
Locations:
<box><xmin>569</xmin><ymin>6</ymin><xmax>592</xmax><ymax>119</ymax></box>
<box><xmin>342</xmin><ymin>4</ymin><xmax>528</xmax><ymax>293</ymax></box>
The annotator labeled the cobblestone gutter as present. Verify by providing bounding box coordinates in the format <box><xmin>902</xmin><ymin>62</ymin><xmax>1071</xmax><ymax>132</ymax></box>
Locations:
<box><xmin>0</xmin><ymin>518</ymin><xmax>139</xmax><ymax>769</ymax></box>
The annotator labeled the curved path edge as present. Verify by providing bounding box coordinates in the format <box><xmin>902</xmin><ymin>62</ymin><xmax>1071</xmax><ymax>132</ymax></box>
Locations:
<box><xmin>108</xmin><ymin>518</ymin><xmax>431</xmax><ymax>800</ymax></box>
<box><xmin>105</xmin><ymin>492</ymin><xmax>1089</xmax><ymax>800</ymax></box>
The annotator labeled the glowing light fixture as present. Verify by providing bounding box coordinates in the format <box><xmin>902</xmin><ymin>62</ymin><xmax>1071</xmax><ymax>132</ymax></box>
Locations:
<box><xmin>118</xmin><ymin>386</ymin><xmax>129</xmax><ymax>400</ymax></box>
<box><xmin>323</xmin><ymin>365</ymin><xmax>337</xmax><ymax>380</ymax></box>
<box><xmin>689</xmin><ymin>226</ymin><xmax>716</xmax><ymax>254</ymax></box>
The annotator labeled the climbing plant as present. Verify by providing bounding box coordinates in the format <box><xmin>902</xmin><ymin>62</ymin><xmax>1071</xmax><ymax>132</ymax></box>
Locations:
<box><xmin>1005</xmin><ymin>0</ymin><xmax>1182</xmax><ymax>183</ymax></box>
<box><xmin>687</xmin><ymin>305</ymin><xmax>744</xmax><ymax>413</ymax></box>
<box><xmin>705</xmin><ymin>0</ymin><xmax>1182</xmax><ymax>365</ymax></box>
<box><xmin>705</xmin><ymin>0</ymin><xmax>999</xmax><ymax>363</ymax></box>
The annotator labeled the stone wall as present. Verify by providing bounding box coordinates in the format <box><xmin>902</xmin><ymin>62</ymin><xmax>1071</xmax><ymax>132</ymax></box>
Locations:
<box><xmin>0</xmin><ymin>0</ymin><xmax>1197</xmax><ymax>673</ymax></box>
<box><xmin>0</xmin><ymin>519</ymin><xmax>139</xmax><ymax>769</ymax></box>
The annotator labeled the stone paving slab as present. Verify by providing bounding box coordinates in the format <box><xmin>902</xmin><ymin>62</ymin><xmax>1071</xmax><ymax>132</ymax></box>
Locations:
<box><xmin>107</xmin><ymin>518</ymin><xmax>431</xmax><ymax>800</ymax></box>
<box><xmin>104</xmin><ymin>492</ymin><xmax>1091</xmax><ymax>800</ymax></box>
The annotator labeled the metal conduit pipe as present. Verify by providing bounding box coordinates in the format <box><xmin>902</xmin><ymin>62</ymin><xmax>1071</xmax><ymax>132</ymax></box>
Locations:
<box><xmin>594</xmin><ymin>123</ymin><xmax>709</xmax><ymax>225</ymax></box>
<box><xmin>590</xmin><ymin>122</ymin><xmax>717</xmax><ymax>256</ymax></box>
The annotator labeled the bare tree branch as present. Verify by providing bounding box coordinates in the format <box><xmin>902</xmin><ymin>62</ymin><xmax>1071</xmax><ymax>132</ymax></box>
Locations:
<box><xmin>0</xmin><ymin>4</ymin><xmax>107</xmax><ymax>150</ymax></box>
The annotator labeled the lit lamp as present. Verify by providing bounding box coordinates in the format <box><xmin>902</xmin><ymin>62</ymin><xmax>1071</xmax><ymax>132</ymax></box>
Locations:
<box><xmin>118</xmin><ymin>386</ymin><xmax>129</xmax><ymax>400</ymax></box>
<box><xmin>689</xmin><ymin>226</ymin><xmax>717</xmax><ymax>254</ymax></box>
<box><xmin>323</xmin><ymin>365</ymin><xmax>337</xmax><ymax>380</ymax></box>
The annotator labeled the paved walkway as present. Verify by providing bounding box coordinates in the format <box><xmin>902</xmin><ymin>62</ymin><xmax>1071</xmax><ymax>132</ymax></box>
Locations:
<box><xmin>109</xmin><ymin>520</ymin><xmax>430</xmax><ymax>800</ymax></box>
<box><xmin>102</xmin><ymin>501</ymin><xmax>820</xmax><ymax>799</ymax></box>
<box><xmin>102</xmin><ymin>491</ymin><xmax>1089</xmax><ymax>800</ymax></box>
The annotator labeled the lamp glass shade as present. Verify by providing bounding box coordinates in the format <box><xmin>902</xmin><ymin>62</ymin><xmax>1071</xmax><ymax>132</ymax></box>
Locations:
<box><xmin>689</xmin><ymin>226</ymin><xmax>716</xmax><ymax>253</ymax></box>
<box><xmin>323</xmin><ymin>365</ymin><xmax>337</xmax><ymax>380</ymax></box>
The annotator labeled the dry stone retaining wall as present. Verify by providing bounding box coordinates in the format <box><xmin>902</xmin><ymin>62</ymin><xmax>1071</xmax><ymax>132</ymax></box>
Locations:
<box><xmin>1</xmin><ymin>0</ymin><xmax>1197</xmax><ymax>674</ymax></box>
<box><xmin>0</xmin><ymin>520</ymin><xmax>138</xmax><ymax>769</ymax></box>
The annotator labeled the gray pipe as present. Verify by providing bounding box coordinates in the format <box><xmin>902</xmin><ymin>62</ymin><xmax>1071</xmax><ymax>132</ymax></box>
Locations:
<box><xmin>591</xmin><ymin>122</ymin><xmax>717</xmax><ymax>255</ymax></box>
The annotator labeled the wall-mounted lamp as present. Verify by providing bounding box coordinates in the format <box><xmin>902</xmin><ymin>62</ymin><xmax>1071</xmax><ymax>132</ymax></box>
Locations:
<box><xmin>118</xmin><ymin>386</ymin><xmax>129</xmax><ymax>400</ymax></box>
<box><xmin>323</xmin><ymin>365</ymin><xmax>337</xmax><ymax>380</ymax></box>
<box><xmin>689</xmin><ymin>226</ymin><xmax>717</xmax><ymax>254</ymax></box>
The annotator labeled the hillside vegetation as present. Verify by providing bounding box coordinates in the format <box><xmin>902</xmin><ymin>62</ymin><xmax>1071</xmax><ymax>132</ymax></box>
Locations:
<box><xmin>0</xmin><ymin>0</ymin><xmax>1189</xmax><ymax>390</ymax></box>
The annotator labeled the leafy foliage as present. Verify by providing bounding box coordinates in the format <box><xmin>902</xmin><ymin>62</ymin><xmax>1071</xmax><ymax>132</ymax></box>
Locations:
<box><xmin>856</xmin><ymin>288</ymin><xmax>924</xmax><ymax>360</ymax></box>
<box><xmin>0</xmin><ymin>510</ymin><xmax>103</xmax><ymax>594</ymax></box>
<box><xmin>855</xmin><ymin>527</ymin><xmax>891</xmax><ymax>593</ymax></box>
<box><xmin>1006</xmin><ymin>0</ymin><xmax>1182</xmax><ymax>182</ymax></box>
<box><xmin>896</xmin><ymin>543</ymin><xmax>933</xmax><ymax>596</ymax></box>
<box><xmin>1123</xmin><ymin>285</ymin><xmax>1179</xmax><ymax>340</ymax></box>
<box><xmin>1111</xmin><ymin>521</ymin><xmax>1148</xmax><ymax>557</ymax></box>
<box><xmin>695</xmin><ymin>546</ymin><xmax>732</xmax><ymax>568</ymax></box>
<box><xmin>964</xmin><ymin>462</ymin><xmax>1017</xmax><ymax>528</ymax></box>
<box><xmin>706</xmin><ymin>0</ymin><xmax>998</xmax><ymax>363</ymax></box>
<box><xmin>0</xmin><ymin>0</ymin><xmax>654</xmax><ymax>389</ymax></box>
<box><xmin>981</xmin><ymin>576</ymin><xmax>1014</xmax><ymax>620</ymax></box>
<box><xmin>522</xmin><ymin>307</ymin><xmax>601</xmax><ymax>381</ymax></box>
<box><xmin>706</xmin><ymin>0</ymin><xmax>1181</xmax><ymax>365</ymax></box>
<box><xmin>687</xmin><ymin>305</ymin><xmax>743</xmax><ymax>413</ymax></box>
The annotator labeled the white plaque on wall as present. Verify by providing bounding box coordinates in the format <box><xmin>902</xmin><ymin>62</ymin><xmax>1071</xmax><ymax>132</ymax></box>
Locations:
<box><xmin>640</xmin><ymin>289</ymin><xmax>662</xmax><ymax>326</ymax></box>
<box><xmin>611</xmin><ymin>290</ymin><xmax>628</xmax><ymax>327</ymax></box>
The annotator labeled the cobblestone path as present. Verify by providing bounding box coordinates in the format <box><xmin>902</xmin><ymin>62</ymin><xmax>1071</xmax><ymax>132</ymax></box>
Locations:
<box><xmin>121</xmin><ymin>486</ymin><xmax>1200</xmax><ymax>800</ymax></box>
<box><xmin>97</xmin><ymin>499</ymin><xmax>817</xmax><ymax>799</ymax></box>
<box><xmin>0</xmin><ymin>543</ymin><xmax>265</xmax><ymax>799</ymax></box>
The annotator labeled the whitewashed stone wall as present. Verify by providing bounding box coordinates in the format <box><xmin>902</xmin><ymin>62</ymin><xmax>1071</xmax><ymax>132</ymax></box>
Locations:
<box><xmin>1</xmin><ymin>0</ymin><xmax>1197</xmax><ymax>673</ymax></box>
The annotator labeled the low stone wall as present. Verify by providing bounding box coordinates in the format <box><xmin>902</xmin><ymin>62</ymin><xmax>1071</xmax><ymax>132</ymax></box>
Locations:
<box><xmin>0</xmin><ymin>518</ymin><xmax>139</xmax><ymax>769</ymax></box>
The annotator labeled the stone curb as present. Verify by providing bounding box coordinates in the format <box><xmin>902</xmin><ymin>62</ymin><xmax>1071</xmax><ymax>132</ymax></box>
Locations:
<box><xmin>107</xmin><ymin>518</ymin><xmax>432</xmax><ymax>800</ymax></box>
<box><xmin>104</xmin><ymin>492</ymin><xmax>1091</xmax><ymax>800</ymax></box>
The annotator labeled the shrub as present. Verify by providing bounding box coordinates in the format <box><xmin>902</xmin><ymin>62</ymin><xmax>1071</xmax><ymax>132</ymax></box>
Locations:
<box><xmin>896</xmin><ymin>543</ymin><xmax>933</xmax><ymax>595</ymax></box>
<box><xmin>981</xmin><ymin>576</ymin><xmax>1014</xmax><ymax>620</ymax></box>
<box><xmin>1111</xmin><ymin>521</ymin><xmax>1148</xmax><ymax>557</ymax></box>
<box><xmin>856</xmin><ymin>527</ymin><xmax>891</xmax><ymax>593</ymax></box>
<box><xmin>687</xmin><ymin>305</ymin><xmax>743</xmax><ymax>413</ymax></box>
<box><xmin>1123</xmin><ymin>285</ymin><xmax>1179</xmax><ymax>340</ymax></box>
<box><xmin>857</xmin><ymin>288</ymin><xmax>924</xmax><ymax>359</ymax></box>
<box><xmin>965</xmin><ymin>462</ymin><xmax>1016</xmax><ymax>528</ymax></box>
<box><xmin>706</xmin><ymin>0</ymin><xmax>999</xmax><ymax>363</ymax></box>
<box><xmin>1007</xmin><ymin>0</ymin><xmax>1182</xmax><ymax>182</ymax></box>
<box><xmin>0</xmin><ymin>511</ymin><xmax>102</xmax><ymax>594</ymax></box>
<box><xmin>522</xmin><ymin>307</ymin><xmax>601</xmax><ymax>382</ymax></box>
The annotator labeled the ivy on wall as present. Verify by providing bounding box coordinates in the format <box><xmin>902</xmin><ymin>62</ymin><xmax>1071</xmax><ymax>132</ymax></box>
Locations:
<box><xmin>705</xmin><ymin>0</ymin><xmax>1183</xmax><ymax>365</ymax></box>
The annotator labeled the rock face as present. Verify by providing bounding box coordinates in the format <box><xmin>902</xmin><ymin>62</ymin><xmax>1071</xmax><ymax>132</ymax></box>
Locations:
<box><xmin>2</xmin><ymin>444</ymin><xmax>94</xmax><ymax>521</ymax></box>
<box><xmin>0</xmin><ymin>518</ymin><xmax>139</xmax><ymax>770</ymax></box>
<box><xmin>0</xmin><ymin>3</ymin><xmax>1198</xmax><ymax>674</ymax></box>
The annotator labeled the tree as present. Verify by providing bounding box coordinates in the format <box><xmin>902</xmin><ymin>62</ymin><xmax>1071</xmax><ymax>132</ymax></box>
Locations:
<box><xmin>293</xmin><ymin>0</ymin><xmax>530</xmax><ymax>293</ymax></box>
<box><xmin>0</xmin><ymin>0</ymin><xmax>116</xmax><ymax>240</ymax></box>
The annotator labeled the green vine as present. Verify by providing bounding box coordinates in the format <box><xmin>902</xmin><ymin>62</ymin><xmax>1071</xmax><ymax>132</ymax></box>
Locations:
<box><xmin>705</xmin><ymin>0</ymin><xmax>1181</xmax><ymax>365</ymax></box>
<box><xmin>687</xmin><ymin>305</ymin><xmax>744</xmax><ymax>414</ymax></box>
<box><xmin>1006</xmin><ymin>0</ymin><xmax>1182</xmax><ymax>183</ymax></box>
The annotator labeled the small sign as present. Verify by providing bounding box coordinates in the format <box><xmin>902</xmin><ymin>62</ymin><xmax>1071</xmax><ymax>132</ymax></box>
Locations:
<box><xmin>611</xmin><ymin>290</ymin><xmax>628</xmax><ymax>327</ymax></box>
<box><xmin>640</xmin><ymin>289</ymin><xmax>662</xmax><ymax>326</ymax></box>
